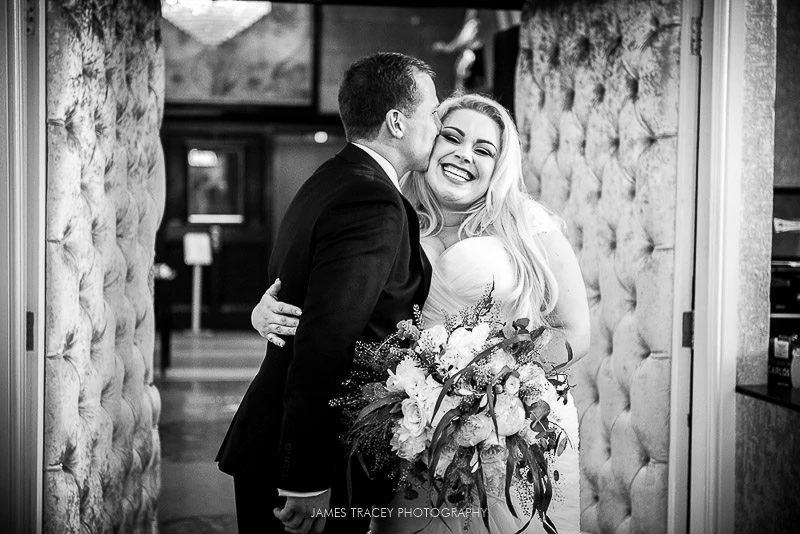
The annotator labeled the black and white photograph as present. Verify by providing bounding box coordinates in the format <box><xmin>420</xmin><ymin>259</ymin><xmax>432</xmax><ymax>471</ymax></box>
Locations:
<box><xmin>1</xmin><ymin>0</ymin><xmax>799</xmax><ymax>533</ymax></box>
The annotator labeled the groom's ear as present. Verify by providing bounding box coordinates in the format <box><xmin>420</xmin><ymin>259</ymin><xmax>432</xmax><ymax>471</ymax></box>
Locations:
<box><xmin>385</xmin><ymin>109</ymin><xmax>405</xmax><ymax>139</ymax></box>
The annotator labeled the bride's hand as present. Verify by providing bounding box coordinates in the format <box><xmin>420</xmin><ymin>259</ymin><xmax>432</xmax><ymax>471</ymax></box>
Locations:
<box><xmin>251</xmin><ymin>278</ymin><xmax>302</xmax><ymax>347</ymax></box>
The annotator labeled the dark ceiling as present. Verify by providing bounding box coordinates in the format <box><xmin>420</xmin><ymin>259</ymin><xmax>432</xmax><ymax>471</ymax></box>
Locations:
<box><xmin>256</xmin><ymin>1</ymin><xmax>524</xmax><ymax>9</ymax></box>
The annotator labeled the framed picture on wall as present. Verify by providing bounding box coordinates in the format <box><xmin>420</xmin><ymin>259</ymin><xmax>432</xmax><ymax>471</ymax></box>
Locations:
<box><xmin>161</xmin><ymin>1</ymin><xmax>313</xmax><ymax>106</ymax></box>
<box><xmin>186</xmin><ymin>141</ymin><xmax>245</xmax><ymax>224</ymax></box>
<box><xmin>773</xmin><ymin>189</ymin><xmax>800</xmax><ymax>260</ymax></box>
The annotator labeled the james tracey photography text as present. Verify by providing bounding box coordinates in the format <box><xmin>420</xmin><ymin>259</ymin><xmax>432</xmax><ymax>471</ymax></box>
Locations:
<box><xmin>310</xmin><ymin>507</ymin><xmax>487</xmax><ymax>519</ymax></box>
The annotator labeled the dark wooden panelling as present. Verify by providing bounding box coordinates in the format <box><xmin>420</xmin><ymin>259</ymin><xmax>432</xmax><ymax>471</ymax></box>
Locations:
<box><xmin>159</xmin><ymin>123</ymin><xmax>273</xmax><ymax>329</ymax></box>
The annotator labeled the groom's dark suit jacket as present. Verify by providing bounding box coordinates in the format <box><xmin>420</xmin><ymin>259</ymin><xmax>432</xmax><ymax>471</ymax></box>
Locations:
<box><xmin>217</xmin><ymin>144</ymin><xmax>431</xmax><ymax>498</ymax></box>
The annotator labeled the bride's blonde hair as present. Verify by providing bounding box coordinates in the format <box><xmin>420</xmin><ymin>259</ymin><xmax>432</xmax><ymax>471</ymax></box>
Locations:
<box><xmin>403</xmin><ymin>93</ymin><xmax>559</xmax><ymax>326</ymax></box>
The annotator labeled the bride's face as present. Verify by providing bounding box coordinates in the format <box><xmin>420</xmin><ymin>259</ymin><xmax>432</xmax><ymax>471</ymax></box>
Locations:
<box><xmin>425</xmin><ymin>109</ymin><xmax>501</xmax><ymax>212</ymax></box>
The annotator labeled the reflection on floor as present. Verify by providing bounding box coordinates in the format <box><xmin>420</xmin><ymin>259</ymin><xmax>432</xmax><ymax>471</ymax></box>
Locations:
<box><xmin>156</xmin><ymin>330</ymin><xmax>266</xmax><ymax>534</ymax></box>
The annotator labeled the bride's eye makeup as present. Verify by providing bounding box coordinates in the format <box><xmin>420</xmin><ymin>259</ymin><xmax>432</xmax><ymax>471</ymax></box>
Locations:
<box><xmin>439</xmin><ymin>128</ymin><xmax>462</xmax><ymax>143</ymax></box>
<box><xmin>475</xmin><ymin>145</ymin><xmax>497</xmax><ymax>158</ymax></box>
<box><xmin>439</xmin><ymin>125</ymin><xmax>498</xmax><ymax>158</ymax></box>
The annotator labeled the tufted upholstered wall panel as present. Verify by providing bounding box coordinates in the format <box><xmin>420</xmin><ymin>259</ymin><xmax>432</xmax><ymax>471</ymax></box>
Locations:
<box><xmin>44</xmin><ymin>0</ymin><xmax>165</xmax><ymax>531</ymax></box>
<box><xmin>515</xmin><ymin>1</ymin><xmax>683</xmax><ymax>532</ymax></box>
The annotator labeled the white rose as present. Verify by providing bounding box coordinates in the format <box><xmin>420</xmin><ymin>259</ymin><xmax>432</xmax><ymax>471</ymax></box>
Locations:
<box><xmin>447</xmin><ymin>327</ymin><xmax>473</xmax><ymax>352</ymax></box>
<box><xmin>454</xmin><ymin>413</ymin><xmax>493</xmax><ymax>447</ymax></box>
<box><xmin>487</xmin><ymin>350</ymin><xmax>516</xmax><ymax>377</ymax></box>
<box><xmin>419</xmin><ymin>324</ymin><xmax>449</xmax><ymax>351</ymax></box>
<box><xmin>470</xmin><ymin>323</ymin><xmax>491</xmax><ymax>349</ymax></box>
<box><xmin>438</xmin><ymin>347</ymin><xmax>472</xmax><ymax>376</ymax></box>
<box><xmin>399</xmin><ymin>398</ymin><xmax>428</xmax><ymax>437</ymax></box>
<box><xmin>494</xmin><ymin>393</ymin><xmax>527</xmax><ymax>436</ymax></box>
<box><xmin>518</xmin><ymin>363</ymin><xmax>547</xmax><ymax>386</ymax></box>
<box><xmin>415</xmin><ymin>377</ymin><xmax>460</xmax><ymax>428</ymax></box>
<box><xmin>391</xmin><ymin>425</ymin><xmax>428</xmax><ymax>461</ymax></box>
<box><xmin>386</xmin><ymin>358</ymin><xmax>427</xmax><ymax>395</ymax></box>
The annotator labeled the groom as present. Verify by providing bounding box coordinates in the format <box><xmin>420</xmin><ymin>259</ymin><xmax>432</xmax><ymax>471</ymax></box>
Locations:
<box><xmin>216</xmin><ymin>53</ymin><xmax>439</xmax><ymax>534</ymax></box>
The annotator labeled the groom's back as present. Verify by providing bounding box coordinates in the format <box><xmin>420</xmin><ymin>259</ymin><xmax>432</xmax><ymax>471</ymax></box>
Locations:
<box><xmin>266</xmin><ymin>152</ymin><xmax>390</xmax><ymax>303</ymax></box>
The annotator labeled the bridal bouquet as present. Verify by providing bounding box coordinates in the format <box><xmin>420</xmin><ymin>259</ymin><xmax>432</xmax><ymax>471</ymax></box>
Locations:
<box><xmin>331</xmin><ymin>288</ymin><xmax>573</xmax><ymax>534</ymax></box>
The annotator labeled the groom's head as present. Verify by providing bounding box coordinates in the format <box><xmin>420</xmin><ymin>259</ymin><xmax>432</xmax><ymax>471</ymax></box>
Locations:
<box><xmin>338</xmin><ymin>53</ymin><xmax>441</xmax><ymax>173</ymax></box>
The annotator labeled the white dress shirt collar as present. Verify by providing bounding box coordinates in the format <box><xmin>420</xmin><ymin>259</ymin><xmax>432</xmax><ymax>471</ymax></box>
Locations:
<box><xmin>351</xmin><ymin>142</ymin><xmax>401</xmax><ymax>192</ymax></box>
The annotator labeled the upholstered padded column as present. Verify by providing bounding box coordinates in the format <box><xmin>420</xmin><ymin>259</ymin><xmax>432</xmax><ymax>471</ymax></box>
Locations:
<box><xmin>515</xmin><ymin>1</ymin><xmax>682</xmax><ymax>532</ymax></box>
<box><xmin>44</xmin><ymin>0</ymin><xmax>165</xmax><ymax>531</ymax></box>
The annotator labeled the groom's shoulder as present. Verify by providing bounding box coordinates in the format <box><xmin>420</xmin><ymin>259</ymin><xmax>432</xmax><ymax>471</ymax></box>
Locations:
<box><xmin>304</xmin><ymin>156</ymin><xmax>399</xmax><ymax>203</ymax></box>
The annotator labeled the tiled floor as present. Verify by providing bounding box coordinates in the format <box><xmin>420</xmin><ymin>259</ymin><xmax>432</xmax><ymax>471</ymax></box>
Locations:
<box><xmin>156</xmin><ymin>330</ymin><xmax>266</xmax><ymax>534</ymax></box>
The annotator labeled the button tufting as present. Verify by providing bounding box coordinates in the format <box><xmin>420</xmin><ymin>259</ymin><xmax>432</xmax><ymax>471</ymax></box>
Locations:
<box><xmin>627</xmin><ymin>77</ymin><xmax>639</xmax><ymax>100</ymax></box>
<box><xmin>577</xmin><ymin>36</ymin><xmax>592</xmax><ymax>63</ymax></box>
<box><xmin>512</xmin><ymin>7</ymin><xmax>681</xmax><ymax>531</ymax></box>
<box><xmin>549</xmin><ymin>43</ymin><xmax>561</xmax><ymax>68</ymax></box>
<box><xmin>594</xmin><ymin>83</ymin><xmax>606</xmax><ymax>104</ymax></box>
<box><xmin>608</xmin><ymin>35</ymin><xmax>623</xmax><ymax>58</ymax></box>
<box><xmin>563</xmin><ymin>87</ymin><xmax>575</xmax><ymax>111</ymax></box>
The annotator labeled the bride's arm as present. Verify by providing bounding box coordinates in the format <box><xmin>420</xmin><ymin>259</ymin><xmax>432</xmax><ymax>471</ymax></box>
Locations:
<box><xmin>251</xmin><ymin>278</ymin><xmax>302</xmax><ymax>347</ymax></box>
<box><xmin>537</xmin><ymin>230</ymin><xmax>591</xmax><ymax>367</ymax></box>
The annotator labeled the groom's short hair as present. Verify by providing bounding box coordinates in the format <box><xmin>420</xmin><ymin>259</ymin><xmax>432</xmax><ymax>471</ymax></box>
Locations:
<box><xmin>338</xmin><ymin>52</ymin><xmax>435</xmax><ymax>142</ymax></box>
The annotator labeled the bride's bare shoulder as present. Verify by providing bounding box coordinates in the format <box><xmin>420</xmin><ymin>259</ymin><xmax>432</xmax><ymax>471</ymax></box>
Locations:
<box><xmin>523</xmin><ymin>198</ymin><xmax>562</xmax><ymax>235</ymax></box>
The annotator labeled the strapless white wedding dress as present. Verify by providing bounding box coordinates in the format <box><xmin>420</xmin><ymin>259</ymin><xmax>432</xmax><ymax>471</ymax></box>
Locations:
<box><xmin>370</xmin><ymin>211</ymin><xmax>581</xmax><ymax>534</ymax></box>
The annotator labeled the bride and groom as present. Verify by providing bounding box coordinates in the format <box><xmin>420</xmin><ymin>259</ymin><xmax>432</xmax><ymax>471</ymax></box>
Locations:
<box><xmin>217</xmin><ymin>52</ymin><xmax>590</xmax><ymax>534</ymax></box>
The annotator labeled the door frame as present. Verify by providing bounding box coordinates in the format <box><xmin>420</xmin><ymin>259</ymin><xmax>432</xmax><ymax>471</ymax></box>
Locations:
<box><xmin>668</xmin><ymin>0</ymin><xmax>705</xmax><ymax>531</ymax></box>
<box><xmin>690</xmin><ymin>0</ymin><xmax>752</xmax><ymax>531</ymax></box>
<box><xmin>0</xmin><ymin>0</ymin><xmax>45</xmax><ymax>532</ymax></box>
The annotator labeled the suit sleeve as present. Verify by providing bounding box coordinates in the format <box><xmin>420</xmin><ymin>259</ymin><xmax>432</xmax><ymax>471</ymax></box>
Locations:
<box><xmin>276</xmin><ymin>181</ymin><xmax>405</xmax><ymax>492</ymax></box>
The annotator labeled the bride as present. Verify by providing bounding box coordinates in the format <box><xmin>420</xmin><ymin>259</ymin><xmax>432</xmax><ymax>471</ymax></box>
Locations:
<box><xmin>254</xmin><ymin>94</ymin><xmax>589</xmax><ymax>534</ymax></box>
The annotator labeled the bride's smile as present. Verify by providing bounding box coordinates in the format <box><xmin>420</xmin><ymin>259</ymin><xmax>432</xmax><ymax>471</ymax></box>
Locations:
<box><xmin>441</xmin><ymin>163</ymin><xmax>474</xmax><ymax>182</ymax></box>
<box><xmin>427</xmin><ymin>109</ymin><xmax>500</xmax><ymax>210</ymax></box>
